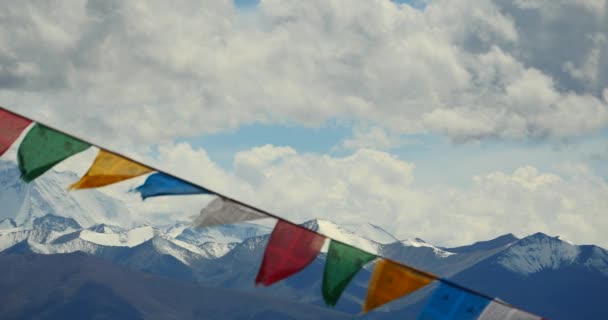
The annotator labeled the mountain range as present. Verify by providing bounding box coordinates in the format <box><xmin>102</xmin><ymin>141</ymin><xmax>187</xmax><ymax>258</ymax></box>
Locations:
<box><xmin>0</xmin><ymin>161</ymin><xmax>606</xmax><ymax>319</ymax></box>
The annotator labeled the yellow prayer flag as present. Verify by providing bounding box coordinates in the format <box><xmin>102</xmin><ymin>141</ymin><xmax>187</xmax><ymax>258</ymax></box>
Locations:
<box><xmin>70</xmin><ymin>149</ymin><xmax>153</xmax><ymax>189</ymax></box>
<box><xmin>363</xmin><ymin>259</ymin><xmax>434</xmax><ymax>313</ymax></box>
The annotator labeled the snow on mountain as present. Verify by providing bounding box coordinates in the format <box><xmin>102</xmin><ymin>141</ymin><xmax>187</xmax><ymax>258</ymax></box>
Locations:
<box><xmin>0</xmin><ymin>160</ymin><xmax>137</xmax><ymax>228</ymax></box>
<box><xmin>168</xmin><ymin>222</ymin><xmax>273</xmax><ymax>245</ymax></box>
<box><xmin>0</xmin><ymin>214</ymin><xmax>244</xmax><ymax>261</ymax></box>
<box><xmin>79</xmin><ymin>226</ymin><xmax>155</xmax><ymax>247</ymax></box>
<box><xmin>0</xmin><ymin>214</ymin><xmax>82</xmax><ymax>251</ymax></box>
<box><xmin>0</xmin><ymin>218</ymin><xmax>16</xmax><ymax>229</ymax></box>
<box><xmin>198</xmin><ymin>242</ymin><xmax>239</xmax><ymax>258</ymax></box>
<box><xmin>340</xmin><ymin>222</ymin><xmax>399</xmax><ymax>244</ymax></box>
<box><xmin>301</xmin><ymin>219</ymin><xmax>384</xmax><ymax>254</ymax></box>
<box><xmin>497</xmin><ymin>232</ymin><xmax>581</xmax><ymax>275</ymax></box>
<box><xmin>400</xmin><ymin>238</ymin><xmax>455</xmax><ymax>258</ymax></box>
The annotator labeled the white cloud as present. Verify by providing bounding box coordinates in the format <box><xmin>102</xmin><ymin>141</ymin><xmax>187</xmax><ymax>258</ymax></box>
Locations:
<box><xmin>86</xmin><ymin>143</ymin><xmax>608</xmax><ymax>248</ymax></box>
<box><xmin>0</xmin><ymin>0</ymin><xmax>605</xmax><ymax>146</ymax></box>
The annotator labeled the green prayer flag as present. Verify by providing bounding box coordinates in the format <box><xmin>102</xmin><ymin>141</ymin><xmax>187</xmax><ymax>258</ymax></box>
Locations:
<box><xmin>18</xmin><ymin>124</ymin><xmax>91</xmax><ymax>182</ymax></box>
<box><xmin>323</xmin><ymin>240</ymin><xmax>376</xmax><ymax>306</ymax></box>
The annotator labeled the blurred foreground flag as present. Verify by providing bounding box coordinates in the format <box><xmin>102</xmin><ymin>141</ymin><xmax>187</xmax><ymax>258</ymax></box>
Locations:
<box><xmin>478</xmin><ymin>300</ymin><xmax>543</xmax><ymax>320</ymax></box>
<box><xmin>0</xmin><ymin>109</ymin><xmax>31</xmax><ymax>156</ymax></box>
<box><xmin>363</xmin><ymin>259</ymin><xmax>434</xmax><ymax>313</ymax></box>
<box><xmin>18</xmin><ymin>124</ymin><xmax>90</xmax><ymax>182</ymax></box>
<box><xmin>323</xmin><ymin>241</ymin><xmax>376</xmax><ymax>306</ymax></box>
<box><xmin>70</xmin><ymin>149</ymin><xmax>153</xmax><ymax>189</ymax></box>
<box><xmin>256</xmin><ymin>221</ymin><xmax>325</xmax><ymax>286</ymax></box>
<box><xmin>418</xmin><ymin>282</ymin><xmax>490</xmax><ymax>320</ymax></box>
<box><xmin>193</xmin><ymin>197</ymin><xmax>266</xmax><ymax>228</ymax></box>
<box><xmin>134</xmin><ymin>172</ymin><xmax>211</xmax><ymax>200</ymax></box>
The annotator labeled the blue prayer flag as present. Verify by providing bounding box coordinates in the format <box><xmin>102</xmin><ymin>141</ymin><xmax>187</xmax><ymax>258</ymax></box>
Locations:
<box><xmin>418</xmin><ymin>282</ymin><xmax>490</xmax><ymax>320</ymax></box>
<box><xmin>134</xmin><ymin>172</ymin><xmax>211</xmax><ymax>200</ymax></box>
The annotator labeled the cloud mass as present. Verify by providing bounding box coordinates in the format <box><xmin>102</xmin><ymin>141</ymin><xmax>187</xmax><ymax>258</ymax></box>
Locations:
<box><xmin>0</xmin><ymin>0</ymin><xmax>606</xmax><ymax>145</ymax></box>
<box><xmin>107</xmin><ymin>143</ymin><xmax>608</xmax><ymax>248</ymax></box>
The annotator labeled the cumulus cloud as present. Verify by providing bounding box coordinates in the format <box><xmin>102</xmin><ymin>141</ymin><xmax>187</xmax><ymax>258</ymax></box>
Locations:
<box><xmin>0</xmin><ymin>0</ymin><xmax>606</xmax><ymax>146</ymax></box>
<box><xmin>74</xmin><ymin>142</ymin><xmax>608</xmax><ymax>248</ymax></box>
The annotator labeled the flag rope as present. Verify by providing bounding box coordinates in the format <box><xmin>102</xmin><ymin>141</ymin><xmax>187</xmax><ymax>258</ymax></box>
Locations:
<box><xmin>0</xmin><ymin>105</ymin><xmax>538</xmax><ymax>316</ymax></box>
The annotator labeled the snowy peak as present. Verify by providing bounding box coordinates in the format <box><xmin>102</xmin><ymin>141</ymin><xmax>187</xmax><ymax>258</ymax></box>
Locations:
<box><xmin>497</xmin><ymin>232</ymin><xmax>584</xmax><ymax>275</ymax></box>
<box><xmin>87</xmin><ymin>224</ymin><xmax>125</xmax><ymax>234</ymax></box>
<box><xmin>300</xmin><ymin>219</ymin><xmax>383</xmax><ymax>254</ymax></box>
<box><xmin>0</xmin><ymin>218</ymin><xmax>16</xmax><ymax>229</ymax></box>
<box><xmin>172</xmin><ymin>222</ymin><xmax>272</xmax><ymax>246</ymax></box>
<box><xmin>78</xmin><ymin>225</ymin><xmax>156</xmax><ymax>247</ymax></box>
<box><xmin>301</xmin><ymin>219</ymin><xmax>396</xmax><ymax>243</ymax></box>
<box><xmin>446</xmin><ymin>233</ymin><xmax>519</xmax><ymax>254</ymax></box>
<box><xmin>33</xmin><ymin>214</ymin><xmax>81</xmax><ymax>232</ymax></box>
<box><xmin>399</xmin><ymin>237</ymin><xmax>455</xmax><ymax>258</ymax></box>
<box><xmin>0</xmin><ymin>160</ymin><xmax>137</xmax><ymax>228</ymax></box>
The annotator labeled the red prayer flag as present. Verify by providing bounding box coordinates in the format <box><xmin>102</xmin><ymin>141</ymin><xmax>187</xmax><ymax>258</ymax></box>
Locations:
<box><xmin>0</xmin><ymin>109</ymin><xmax>31</xmax><ymax>156</ymax></box>
<box><xmin>256</xmin><ymin>220</ymin><xmax>326</xmax><ymax>286</ymax></box>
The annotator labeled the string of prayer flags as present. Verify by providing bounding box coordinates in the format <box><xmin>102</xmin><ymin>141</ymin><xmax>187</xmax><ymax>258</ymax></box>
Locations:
<box><xmin>18</xmin><ymin>124</ymin><xmax>91</xmax><ymax>182</ymax></box>
<box><xmin>134</xmin><ymin>172</ymin><xmax>211</xmax><ymax>200</ymax></box>
<box><xmin>478</xmin><ymin>300</ymin><xmax>543</xmax><ymax>320</ymax></box>
<box><xmin>417</xmin><ymin>282</ymin><xmax>490</xmax><ymax>320</ymax></box>
<box><xmin>0</xmin><ymin>109</ymin><xmax>31</xmax><ymax>156</ymax></box>
<box><xmin>193</xmin><ymin>197</ymin><xmax>266</xmax><ymax>228</ymax></box>
<box><xmin>363</xmin><ymin>259</ymin><xmax>435</xmax><ymax>313</ymax></box>
<box><xmin>0</xmin><ymin>107</ymin><xmax>546</xmax><ymax>320</ymax></box>
<box><xmin>70</xmin><ymin>149</ymin><xmax>153</xmax><ymax>189</ymax></box>
<box><xmin>256</xmin><ymin>220</ymin><xmax>325</xmax><ymax>286</ymax></box>
<box><xmin>323</xmin><ymin>240</ymin><xmax>376</xmax><ymax>306</ymax></box>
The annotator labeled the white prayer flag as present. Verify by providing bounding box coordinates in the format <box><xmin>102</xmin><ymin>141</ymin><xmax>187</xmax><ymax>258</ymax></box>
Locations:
<box><xmin>478</xmin><ymin>300</ymin><xmax>542</xmax><ymax>320</ymax></box>
<box><xmin>192</xmin><ymin>197</ymin><xmax>267</xmax><ymax>227</ymax></box>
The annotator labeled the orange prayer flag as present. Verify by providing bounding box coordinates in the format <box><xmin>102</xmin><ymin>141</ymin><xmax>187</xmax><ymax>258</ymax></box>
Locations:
<box><xmin>70</xmin><ymin>149</ymin><xmax>153</xmax><ymax>189</ymax></box>
<box><xmin>363</xmin><ymin>259</ymin><xmax>434</xmax><ymax>313</ymax></box>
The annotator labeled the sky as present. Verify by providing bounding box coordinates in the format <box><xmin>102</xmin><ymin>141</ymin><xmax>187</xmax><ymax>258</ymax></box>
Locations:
<box><xmin>0</xmin><ymin>0</ymin><xmax>607</xmax><ymax>247</ymax></box>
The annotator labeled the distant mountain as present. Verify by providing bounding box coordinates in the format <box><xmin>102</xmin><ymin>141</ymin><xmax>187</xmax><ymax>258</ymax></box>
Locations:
<box><xmin>3</xmin><ymin>217</ymin><xmax>608</xmax><ymax>319</ymax></box>
<box><xmin>0</xmin><ymin>162</ymin><xmax>607</xmax><ymax>319</ymax></box>
<box><xmin>450</xmin><ymin>233</ymin><xmax>608</xmax><ymax>320</ymax></box>
<box><xmin>0</xmin><ymin>252</ymin><xmax>349</xmax><ymax>320</ymax></box>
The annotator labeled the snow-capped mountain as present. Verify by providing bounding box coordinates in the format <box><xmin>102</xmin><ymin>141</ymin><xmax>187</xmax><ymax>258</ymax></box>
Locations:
<box><xmin>448</xmin><ymin>232</ymin><xmax>608</xmax><ymax>320</ymax></box>
<box><xmin>0</xmin><ymin>160</ymin><xmax>136</xmax><ymax>228</ymax></box>
<box><xmin>0</xmin><ymin>162</ymin><xmax>607</xmax><ymax>319</ymax></box>
<box><xmin>301</xmin><ymin>219</ymin><xmax>386</xmax><ymax>254</ymax></box>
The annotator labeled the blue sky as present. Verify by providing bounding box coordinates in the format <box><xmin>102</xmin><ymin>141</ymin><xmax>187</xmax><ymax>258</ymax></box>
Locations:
<box><xmin>184</xmin><ymin>123</ymin><xmax>608</xmax><ymax>186</ymax></box>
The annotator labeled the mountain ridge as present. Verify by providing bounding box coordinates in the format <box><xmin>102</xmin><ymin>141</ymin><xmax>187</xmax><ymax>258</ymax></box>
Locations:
<box><xmin>0</xmin><ymin>163</ymin><xmax>606</xmax><ymax>319</ymax></box>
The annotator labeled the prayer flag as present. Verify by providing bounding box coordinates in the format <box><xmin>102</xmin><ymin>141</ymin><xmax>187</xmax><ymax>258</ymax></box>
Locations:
<box><xmin>193</xmin><ymin>197</ymin><xmax>266</xmax><ymax>228</ymax></box>
<box><xmin>256</xmin><ymin>220</ymin><xmax>325</xmax><ymax>286</ymax></box>
<box><xmin>0</xmin><ymin>109</ymin><xmax>31</xmax><ymax>156</ymax></box>
<box><xmin>70</xmin><ymin>149</ymin><xmax>153</xmax><ymax>189</ymax></box>
<box><xmin>134</xmin><ymin>172</ymin><xmax>211</xmax><ymax>200</ymax></box>
<box><xmin>18</xmin><ymin>124</ymin><xmax>90</xmax><ymax>182</ymax></box>
<box><xmin>323</xmin><ymin>240</ymin><xmax>376</xmax><ymax>306</ymax></box>
<box><xmin>418</xmin><ymin>282</ymin><xmax>490</xmax><ymax>320</ymax></box>
<box><xmin>478</xmin><ymin>300</ymin><xmax>542</xmax><ymax>320</ymax></box>
<box><xmin>363</xmin><ymin>259</ymin><xmax>434</xmax><ymax>313</ymax></box>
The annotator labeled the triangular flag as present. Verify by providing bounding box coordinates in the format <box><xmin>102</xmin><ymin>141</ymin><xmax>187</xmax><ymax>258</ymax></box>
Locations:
<box><xmin>192</xmin><ymin>197</ymin><xmax>266</xmax><ymax>228</ymax></box>
<box><xmin>134</xmin><ymin>172</ymin><xmax>211</xmax><ymax>200</ymax></box>
<box><xmin>70</xmin><ymin>149</ymin><xmax>153</xmax><ymax>189</ymax></box>
<box><xmin>322</xmin><ymin>240</ymin><xmax>376</xmax><ymax>306</ymax></box>
<box><xmin>0</xmin><ymin>109</ymin><xmax>31</xmax><ymax>157</ymax></box>
<box><xmin>478</xmin><ymin>300</ymin><xmax>542</xmax><ymax>320</ymax></box>
<box><xmin>256</xmin><ymin>220</ymin><xmax>325</xmax><ymax>286</ymax></box>
<box><xmin>18</xmin><ymin>124</ymin><xmax>91</xmax><ymax>182</ymax></box>
<box><xmin>417</xmin><ymin>282</ymin><xmax>490</xmax><ymax>320</ymax></box>
<box><xmin>363</xmin><ymin>259</ymin><xmax>435</xmax><ymax>313</ymax></box>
